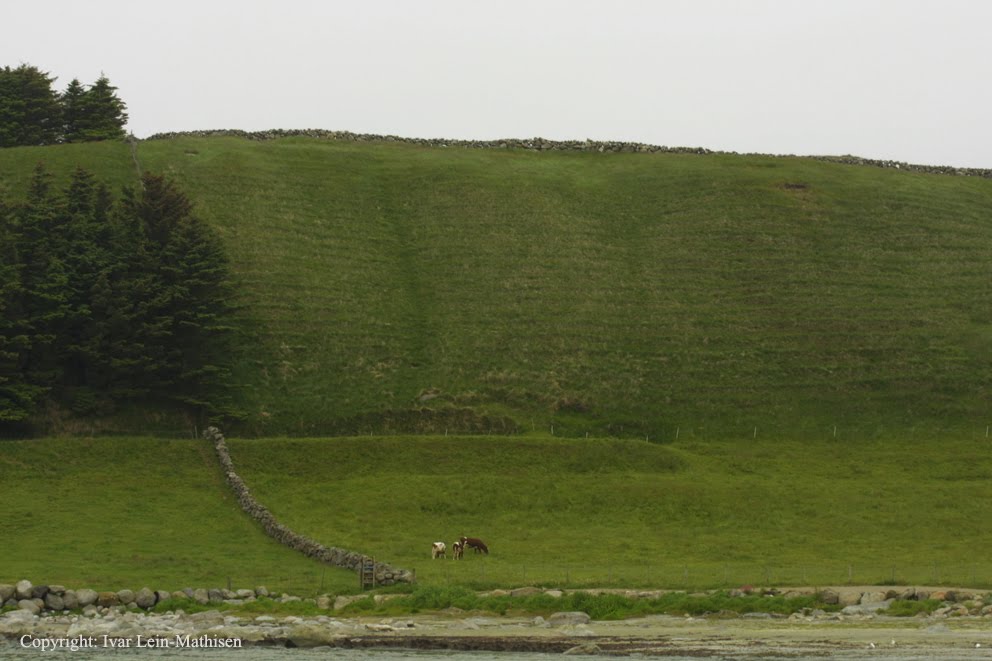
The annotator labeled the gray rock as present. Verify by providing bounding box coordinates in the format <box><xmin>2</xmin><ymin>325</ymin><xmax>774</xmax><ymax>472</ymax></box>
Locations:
<box><xmin>135</xmin><ymin>588</ymin><xmax>157</xmax><ymax>609</ymax></box>
<box><xmin>62</xmin><ymin>590</ymin><xmax>79</xmax><ymax>610</ymax></box>
<box><xmin>97</xmin><ymin>592</ymin><xmax>120</xmax><ymax>607</ymax></box>
<box><xmin>189</xmin><ymin>610</ymin><xmax>225</xmax><ymax>624</ymax></box>
<box><xmin>192</xmin><ymin>589</ymin><xmax>210</xmax><ymax>605</ymax></box>
<box><xmin>15</xmin><ymin>581</ymin><xmax>33</xmax><ymax>599</ymax></box>
<box><xmin>171</xmin><ymin>591</ymin><xmax>188</xmax><ymax>600</ymax></box>
<box><xmin>155</xmin><ymin>590</ymin><xmax>172</xmax><ymax>604</ymax></box>
<box><xmin>18</xmin><ymin>599</ymin><xmax>41</xmax><ymax>615</ymax></box>
<box><xmin>510</xmin><ymin>586</ymin><xmax>542</xmax><ymax>597</ymax></box>
<box><xmin>0</xmin><ymin>585</ymin><xmax>14</xmax><ymax>602</ymax></box>
<box><xmin>334</xmin><ymin>595</ymin><xmax>362</xmax><ymax>611</ymax></box>
<box><xmin>117</xmin><ymin>589</ymin><xmax>135</xmax><ymax>605</ymax></box>
<box><xmin>287</xmin><ymin>622</ymin><xmax>342</xmax><ymax>647</ymax></box>
<box><xmin>76</xmin><ymin>589</ymin><xmax>98</xmax><ymax>607</ymax></box>
<box><xmin>316</xmin><ymin>595</ymin><xmax>333</xmax><ymax>609</ymax></box>
<box><xmin>44</xmin><ymin>593</ymin><xmax>65</xmax><ymax>611</ymax></box>
<box><xmin>564</xmin><ymin>643</ymin><xmax>602</xmax><ymax>655</ymax></box>
<box><xmin>207</xmin><ymin>589</ymin><xmax>224</xmax><ymax>603</ymax></box>
<box><xmin>818</xmin><ymin>588</ymin><xmax>839</xmax><ymax>605</ymax></box>
<box><xmin>82</xmin><ymin>605</ymin><xmax>98</xmax><ymax>617</ymax></box>
<box><xmin>30</xmin><ymin>585</ymin><xmax>49</xmax><ymax>600</ymax></box>
<box><xmin>549</xmin><ymin>611</ymin><xmax>591</xmax><ymax>627</ymax></box>
<box><xmin>842</xmin><ymin>599</ymin><xmax>893</xmax><ymax>615</ymax></box>
<box><xmin>236</xmin><ymin>589</ymin><xmax>255</xmax><ymax>599</ymax></box>
<box><xmin>255</xmin><ymin>586</ymin><xmax>269</xmax><ymax>597</ymax></box>
<box><xmin>48</xmin><ymin>585</ymin><xmax>66</xmax><ymax>595</ymax></box>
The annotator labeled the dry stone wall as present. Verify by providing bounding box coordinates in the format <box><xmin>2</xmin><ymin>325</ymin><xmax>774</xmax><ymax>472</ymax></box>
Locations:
<box><xmin>203</xmin><ymin>427</ymin><xmax>413</xmax><ymax>586</ymax></box>
<box><xmin>0</xmin><ymin>580</ymin><xmax>290</xmax><ymax>615</ymax></box>
<box><xmin>144</xmin><ymin>129</ymin><xmax>992</xmax><ymax>179</ymax></box>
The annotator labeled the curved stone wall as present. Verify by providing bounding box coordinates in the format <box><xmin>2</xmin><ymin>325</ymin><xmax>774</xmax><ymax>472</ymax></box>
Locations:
<box><xmin>203</xmin><ymin>427</ymin><xmax>413</xmax><ymax>586</ymax></box>
<box><xmin>143</xmin><ymin>129</ymin><xmax>992</xmax><ymax>179</ymax></box>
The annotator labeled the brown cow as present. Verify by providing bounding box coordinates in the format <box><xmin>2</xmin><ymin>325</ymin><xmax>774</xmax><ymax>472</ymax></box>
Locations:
<box><xmin>459</xmin><ymin>536</ymin><xmax>489</xmax><ymax>554</ymax></box>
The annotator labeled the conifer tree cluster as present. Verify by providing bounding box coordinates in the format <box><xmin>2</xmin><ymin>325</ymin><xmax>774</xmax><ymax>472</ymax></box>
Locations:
<box><xmin>0</xmin><ymin>167</ymin><xmax>234</xmax><ymax>430</ymax></box>
<box><xmin>0</xmin><ymin>64</ymin><xmax>128</xmax><ymax>147</ymax></box>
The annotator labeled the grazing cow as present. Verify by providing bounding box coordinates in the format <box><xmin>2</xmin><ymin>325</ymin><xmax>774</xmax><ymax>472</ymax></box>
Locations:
<box><xmin>451</xmin><ymin>540</ymin><xmax>464</xmax><ymax>559</ymax></box>
<box><xmin>459</xmin><ymin>536</ymin><xmax>489</xmax><ymax>555</ymax></box>
<box><xmin>431</xmin><ymin>541</ymin><xmax>446</xmax><ymax>559</ymax></box>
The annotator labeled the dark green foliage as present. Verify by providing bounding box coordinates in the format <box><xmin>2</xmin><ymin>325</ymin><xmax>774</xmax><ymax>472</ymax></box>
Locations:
<box><xmin>0</xmin><ymin>165</ymin><xmax>234</xmax><ymax>432</ymax></box>
<box><xmin>0</xmin><ymin>66</ymin><xmax>127</xmax><ymax>147</ymax></box>
<box><xmin>0</xmin><ymin>65</ymin><xmax>63</xmax><ymax>147</ymax></box>
<box><xmin>116</xmin><ymin>173</ymin><xmax>236</xmax><ymax>412</ymax></box>
<box><xmin>0</xmin><ymin>199</ymin><xmax>44</xmax><ymax>422</ymax></box>
<box><xmin>60</xmin><ymin>79</ymin><xmax>87</xmax><ymax>143</ymax></box>
<box><xmin>64</xmin><ymin>75</ymin><xmax>128</xmax><ymax>142</ymax></box>
<box><xmin>342</xmin><ymin>585</ymin><xmax>841</xmax><ymax>619</ymax></box>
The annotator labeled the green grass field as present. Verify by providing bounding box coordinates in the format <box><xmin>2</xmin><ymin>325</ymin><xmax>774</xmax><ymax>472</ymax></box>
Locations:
<box><xmin>6</xmin><ymin>434</ymin><xmax>989</xmax><ymax>593</ymax></box>
<box><xmin>2</xmin><ymin>136</ymin><xmax>991</xmax><ymax>438</ymax></box>
<box><xmin>3</xmin><ymin>136</ymin><xmax>991</xmax><ymax>596</ymax></box>
<box><xmin>0</xmin><ymin>436</ymin><xmax>356</xmax><ymax>595</ymax></box>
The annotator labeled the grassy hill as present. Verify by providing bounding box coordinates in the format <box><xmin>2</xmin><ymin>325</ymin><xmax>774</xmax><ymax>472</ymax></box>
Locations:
<box><xmin>2</xmin><ymin>136</ymin><xmax>991</xmax><ymax>438</ymax></box>
<box><xmin>4</xmin><ymin>434</ymin><xmax>992</xmax><ymax>591</ymax></box>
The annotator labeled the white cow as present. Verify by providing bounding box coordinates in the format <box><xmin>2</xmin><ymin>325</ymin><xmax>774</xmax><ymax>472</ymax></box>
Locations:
<box><xmin>431</xmin><ymin>541</ymin><xmax>446</xmax><ymax>559</ymax></box>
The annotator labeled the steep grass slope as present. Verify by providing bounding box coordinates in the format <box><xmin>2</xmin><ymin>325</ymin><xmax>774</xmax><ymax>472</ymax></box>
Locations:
<box><xmin>3</xmin><ymin>137</ymin><xmax>991</xmax><ymax>438</ymax></box>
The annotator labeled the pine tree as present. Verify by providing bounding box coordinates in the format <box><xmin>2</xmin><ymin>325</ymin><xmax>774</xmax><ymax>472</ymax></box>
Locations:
<box><xmin>119</xmin><ymin>173</ymin><xmax>235</xmax><ymax>416</ymax></box>
<box><xmin>0</xmin><ymin>65</ymin><xmax>63</xmax><ymax>147</ymax></box>
<box><xmin>15</xmin><ymin>164</ymin><xmax>72</xmax><ymax>391</ymax></box>
<box><xmin>73</xmin><ymin>75</ymin><xmax>128</xmax><ymax>141</ymax></box>
<box><xmin>0</xmin><ymin>199</ymin><xmax>44</xmax><ymax>424</ymax></box>
<box><xmin>61</xmin><ymin>78</ymin><xmax>87</xmax><ymax>143</ymax></box>
<box><xmin>56</xmin><ymin>169</ymin><xmax>122</xmax><ymax>412</ymax></box>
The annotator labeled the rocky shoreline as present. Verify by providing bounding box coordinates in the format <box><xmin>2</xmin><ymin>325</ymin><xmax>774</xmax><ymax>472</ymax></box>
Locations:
<box><xmin>3</xmin><ymin>583</ymin><xmax>992</xmax><ymax>655</ymax></box>
<box><xmin>4</xmin><ymin>604</ymin><xmax>992</xmax><ymax>656</ymax></box>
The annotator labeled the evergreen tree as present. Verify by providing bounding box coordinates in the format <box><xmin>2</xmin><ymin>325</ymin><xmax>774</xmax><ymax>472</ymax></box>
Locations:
<box><xmin>56</xmin><ymin>169</ymin><xmax>121</xmax><ymax>412</ymax></box>
<box><xmin>15</xmin><ymin>165</ymin><xmax>72</xmax><ymax>391</ymax></box>
<box><xmin>119</xmin><ymin>173</ymin><xmax>235</xmax><ymax>415</ymax></box>
<box><xmin>0</xmin><ymin>165</ymin><xmax>234</xmax><ymax>429</ymax></box>
<box><xmin>0</xmin><ymin>64</ymin><xmax>63</xmax><ymax>147</ymax></box>
<box><xmin>60</xmin><ymin>78</ymin><xmax>87</xmax><ymax>143</ymax></box>
<box><xmin>73</xmin><ymin>75</ymin><xmax>128</xmax><ymax>141</ymax></box>
<box><xmin>0</xmin><ymin>199</ymin><xmax>44</xmax><ymax>424</ymax></box>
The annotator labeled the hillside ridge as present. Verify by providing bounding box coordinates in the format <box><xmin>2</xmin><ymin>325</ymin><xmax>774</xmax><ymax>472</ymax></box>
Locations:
<box><xmin>144</xmin><ymin>128</ymin><xmax>992</xmax><ymax>178</ymax></box>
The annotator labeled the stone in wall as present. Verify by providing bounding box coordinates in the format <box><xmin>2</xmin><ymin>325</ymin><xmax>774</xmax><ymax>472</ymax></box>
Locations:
<box><xmin>202</xmin><ymin>426</ymin><xmax>413</xmax><ymax>585</ymax></box>
<box><xmin>143</xmin><ymin>129</ymin><xmax>992</xmax><ymax>179</ymax></box>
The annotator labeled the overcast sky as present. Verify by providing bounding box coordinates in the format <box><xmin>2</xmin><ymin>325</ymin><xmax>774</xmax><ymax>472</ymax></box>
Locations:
<box><xmin>6</xmin><ymin>0</ymin><xmax>991</xmax><ymax>167</ymax></box>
